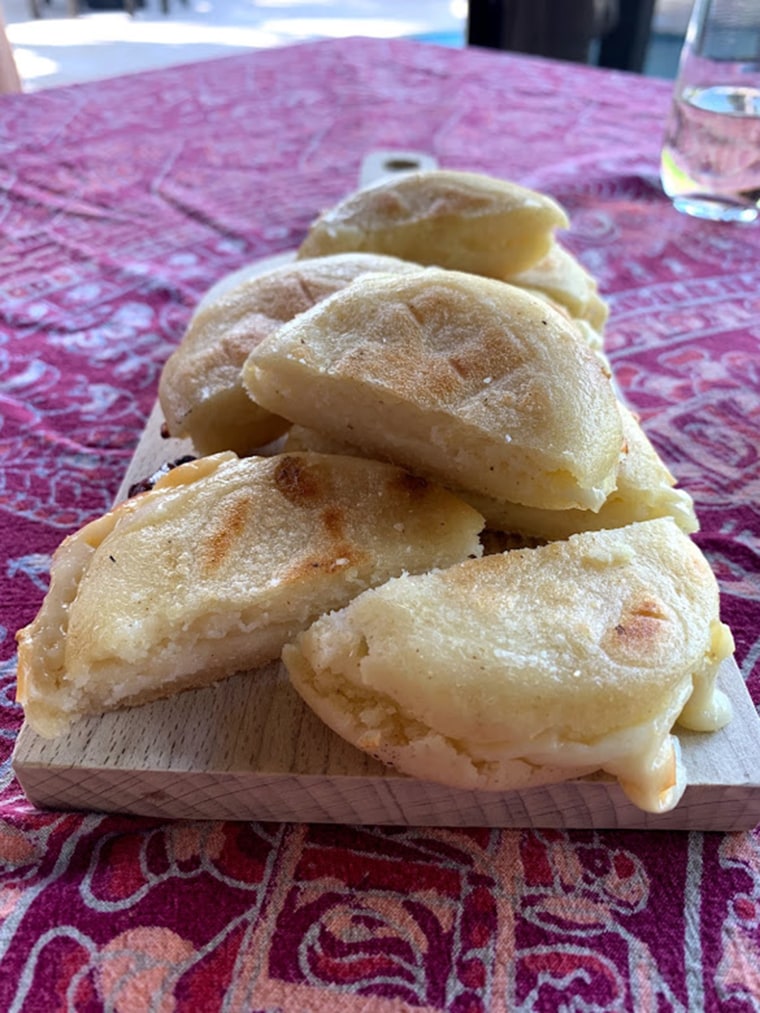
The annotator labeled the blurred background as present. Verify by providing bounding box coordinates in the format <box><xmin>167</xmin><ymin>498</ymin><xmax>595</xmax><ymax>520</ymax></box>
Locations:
<box><xmin>2</xmin><ymin>0</ymin><xmax>693</xmax><ymax>92</ymax></box>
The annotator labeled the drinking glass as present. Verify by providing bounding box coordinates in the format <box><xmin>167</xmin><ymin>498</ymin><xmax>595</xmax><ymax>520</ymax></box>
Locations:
<box><xmin>660</xmin><ymin>0</ymin><xmax>760</xmax><ymax>223</ymax></box>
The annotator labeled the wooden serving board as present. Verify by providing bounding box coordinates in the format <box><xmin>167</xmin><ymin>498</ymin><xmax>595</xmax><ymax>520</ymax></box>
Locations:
<box><xmin>12</xmin><ymin>404</ymin><xmax>760</xmax><ymax>831</ymax></box>
<box><xmin>11</xmin><ymin>149</ymin><xmax>760</xmax><ymax>829</ymax></box>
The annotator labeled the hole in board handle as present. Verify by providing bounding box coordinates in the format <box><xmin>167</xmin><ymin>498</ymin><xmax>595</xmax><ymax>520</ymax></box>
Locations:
<box><xmin>383</xmin><ymin>157</ymin><xmax>424</xmax><ymax>172</ymax></box>
<box><xmin>359</xmin><ymin>150</ymin><xmax>438</xmax><ymax>189</ymax></box>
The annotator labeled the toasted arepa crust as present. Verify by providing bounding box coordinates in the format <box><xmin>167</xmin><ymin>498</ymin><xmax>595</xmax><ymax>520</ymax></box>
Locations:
<box><xmin>297</xmin><ymin>169</ymin><xmax>568</xmax><ymax>277</ymax></box>
<box><xmin>283</xmin><ymin>399</ymin><xmax>698</xmax><ymax>539</ymax></box>
<box><xmin>16</xmin><ymin>452</ymin><xmax>483</xmax><ymax>738</ymax></box>
<box><xmin>158</xmin><ymin>252</ymin><xmax>418</xmax><ymax>455</ymax></box>
<box><xmin>244</xmin><ymin>267</ymin><xmax>623</xmax><ymax>511</ymax></box>
<box><xmin>283</xmin><ymin>519</ymin><xmax>734</xmax><ymax>814</ymax></box>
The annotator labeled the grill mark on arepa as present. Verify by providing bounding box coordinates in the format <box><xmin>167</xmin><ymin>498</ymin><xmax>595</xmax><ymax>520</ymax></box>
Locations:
<box><xmin>389</xmin><ymin>471</ymin><xmax>430</xmax><ymax>499</ymax></box>
<box><xmin>292</xmin><ymin>273</ymin><xmax>329</xmax><ymax>313</ymax></box>
<box><xmin>368</xmin><ymin>190</ymin><xmax>407</xmax><ymax>220</ymax></box>
<box><xmin>607</xmin><ymin>596</ymin><xmax>670</xmax><ymax>658</ymax></box>
<box><xmin>285</xmin><ymin>540</ymin><xmax>364</xmax><ymax>582</ymax></box>
<box><xmin>200</xmin><ymin>494</ymin><xmax>252</xmax><ymax>575</ymax></box>
<box><xmin>274</xmin><ymin>456</ymin><xmax>322</xmax><ymax>504</ymax></box>
<box><xmin>321</xmin><ymin>505</ymin><xmax>346</xmax><ymax>538</ymax></box>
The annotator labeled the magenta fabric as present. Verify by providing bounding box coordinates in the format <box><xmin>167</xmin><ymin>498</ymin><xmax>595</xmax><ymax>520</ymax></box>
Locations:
<box><xmin>1</xmin><ymin>37</ymin><xmax>760</xmax><ymax>1011</ymax></box>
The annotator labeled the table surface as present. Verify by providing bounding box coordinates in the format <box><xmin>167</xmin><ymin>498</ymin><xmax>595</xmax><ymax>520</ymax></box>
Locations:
<box><xmin>2</xmin><ymin>36</ymin><xmax>760</xmax><ymax>1012</ymax></box>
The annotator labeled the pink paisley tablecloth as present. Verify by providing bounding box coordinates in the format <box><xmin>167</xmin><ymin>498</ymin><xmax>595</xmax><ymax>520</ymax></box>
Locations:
<box><xmin>1</xmin><ymin>36</ymin><xmax>760</xmax><ymax>1011</ymax></box>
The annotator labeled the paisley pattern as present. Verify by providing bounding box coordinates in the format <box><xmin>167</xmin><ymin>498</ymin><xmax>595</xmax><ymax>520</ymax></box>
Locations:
<box><xmin>1</xmin><ymin>37</ymin><xmax>759</xmax><ymax>1010</ymax></box>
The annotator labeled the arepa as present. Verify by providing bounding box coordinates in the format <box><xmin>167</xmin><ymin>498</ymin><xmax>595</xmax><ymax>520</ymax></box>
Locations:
<box><xmin>283</xmin><ymin>401</ymin><xmax>698</xmax><ymax>540</ymax></box>
<box><xmin>506</xmin><ymin>241</ymin><xmax>609</xmax><ymax>331</ymax></box>
<box><xmin>297</xmin><ymin>169</ymin><xmax>568</xmax><ymax>278</ymax></box>
<box><xmin>283</xmin><ymin>518</ymin><xmax>734</xmax><ymax>814</ymax></box>
<box><xmin>461</xmin><ymin>402</ymin><xmax>699</xmax><ymax>538</ymax></box>
<box><xmin>16</xmin><ymin>452</ymin><xmax>483</xmax><ymax>738</ymax></box>
<box><xmin>243</xmin><ymin>267</ymin><xmax>624</xmax><ymax>512</ymax></box>
<box><xmin>158</xmin><ymin>252</ymin><xmax>418</xmax><ymax>455</ymax></box>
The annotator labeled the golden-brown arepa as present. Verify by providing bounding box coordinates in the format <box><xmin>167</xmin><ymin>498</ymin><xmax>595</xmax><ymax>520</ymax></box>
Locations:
<box><xmin>16</xmin><ymin>452</ymin><xmax>483</xmax><ymax>738</ymax></box>
<box><xmin>158</xmin><ymin>252</ymin><xmax>418</xmax><ymax>455</ymax></box>
<box><xmin>283</xmin><ymin>519</ymin><xmax>734</xmax><ymax>814</ymax></box>
<box><xmin>243</xmin><ymin>267</ymin><xmax>624</xmax><ymax>512</ymax></box>
<box><xmin>297</xmin><ymin>169</ymin><xmax>568</xmax><ymax>278</ymax></box>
